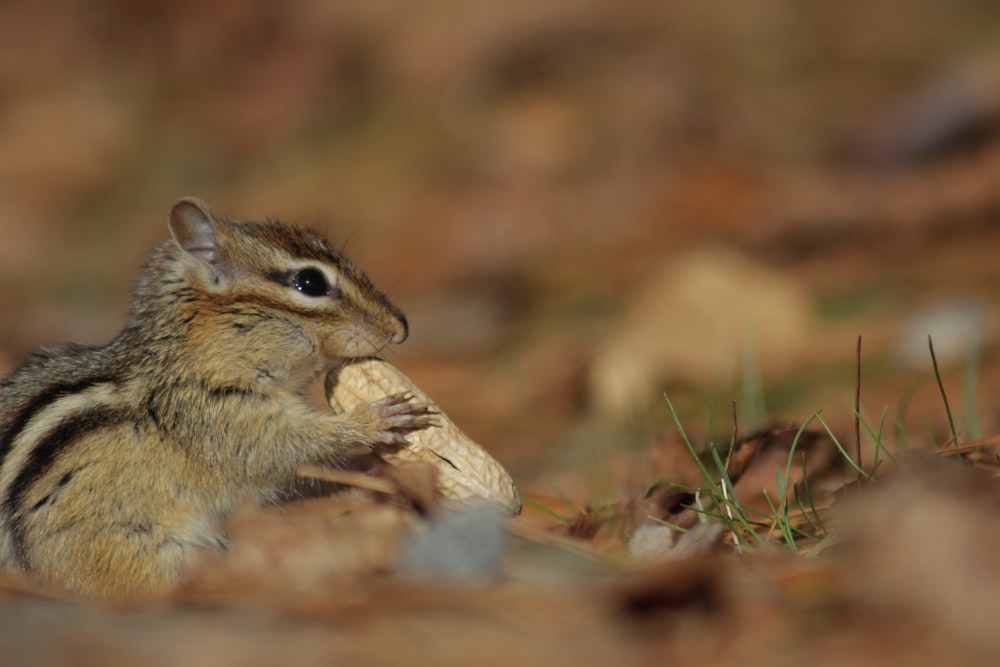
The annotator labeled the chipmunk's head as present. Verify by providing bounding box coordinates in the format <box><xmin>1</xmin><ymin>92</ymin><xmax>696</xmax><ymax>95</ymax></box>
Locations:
<box><xmin>166</xmin><ymin>196</ymin><xmax>408</xmax><ymax>361</ymax></box>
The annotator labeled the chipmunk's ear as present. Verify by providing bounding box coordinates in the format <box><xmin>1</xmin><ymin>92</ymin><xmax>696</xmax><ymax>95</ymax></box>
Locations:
<box><xmin>169</xmin><ymin>197</ymin><xmax>218</xmax><ymax>264</ymax></box>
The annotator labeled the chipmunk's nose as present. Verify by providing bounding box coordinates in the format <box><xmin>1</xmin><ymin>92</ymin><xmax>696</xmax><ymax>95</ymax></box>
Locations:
<box><xmin>390</xmin><ymin>314</ymin><xmax>409</xmax><ymax>345</ymax></box>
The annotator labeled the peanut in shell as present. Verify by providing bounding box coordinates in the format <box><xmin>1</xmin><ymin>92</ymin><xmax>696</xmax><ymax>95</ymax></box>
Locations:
<box><xmin>326</xmin><ymin>358</ymin><xmax>521</xmax><ymax>516</ymax></box>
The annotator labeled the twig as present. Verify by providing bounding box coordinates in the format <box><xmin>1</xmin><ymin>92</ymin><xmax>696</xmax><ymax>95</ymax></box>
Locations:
<box><xmin>297</xmin><ymin>464</ymin><xmax>398</xmax><ymax>494</ymax></box>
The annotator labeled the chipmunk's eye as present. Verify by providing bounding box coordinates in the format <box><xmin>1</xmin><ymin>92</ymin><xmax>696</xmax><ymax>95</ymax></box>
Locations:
<box><xmin>292</xmin><ymin>267</ymin><xmax>329</xmax><ymax>297</ymax></box>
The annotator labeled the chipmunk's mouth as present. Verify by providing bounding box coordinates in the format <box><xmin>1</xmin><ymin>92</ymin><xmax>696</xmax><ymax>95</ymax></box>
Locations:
<box><xmin>323</xmin><ymin>355</ymin><xmax>384</xmax><ymax>403</ymax></box>
<box><xmin>325</xmin><ymin>356</ymin><xmax>349</xmax><ymax>372</ymax></box>
<box><xmin>326</xmin><ymin>354</ymin><xmax>382</xmax><ymax>373</ymax></box>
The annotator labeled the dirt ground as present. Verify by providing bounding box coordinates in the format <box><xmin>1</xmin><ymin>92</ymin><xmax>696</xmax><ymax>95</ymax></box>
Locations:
<box><xmin>4</xmin><ymin>2</ymin><xmax>1000</xmax><ymax>665</ymax></box>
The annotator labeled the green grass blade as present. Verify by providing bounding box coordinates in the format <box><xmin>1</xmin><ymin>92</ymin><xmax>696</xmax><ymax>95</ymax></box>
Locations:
<box><xmin>793</xmin><ymin>480</ymin><xmax>824</xmax><ymax>537</ymax></box>
<box><xmin>741</xmin><ymin>338</ymin><xmax>767</xmax><ymax>430</ymax></box>
<box><xmin>521</xmin><ymin>496</ymin><xmax>570</xmax><ymax>523</ymax></box>
<box><xmin>761</xmin><ymin>489</ymin><xmax>797</xmax><ymax>550</ymax></box>
<box><xmin>890</xmin><ymin>407</ymin><xmax>910</xmax><ymax>451</ymax></box>
<box><xmin>648</xmin><ymin>516</ymin><xmax>689</xmax><ymax>532</ymax></box>
<box><xmin>928</xmin><ymin>335</ymin><xmax>958</xmax><ymax>445</ymax></box>
<box><xmin>872</xmin><ymin>404</ymin><xmax>896</xmax><ymax>466</ymax></box>
<box><xmin>814</xmin><ymin>413</ymin><xmax>869</xmax><ymax>478</ymax></box>
<box><xmin>707</xmin><ymin>446</ymin><xmax>758</xmax><ymax>543</ymax></box>
<box><xmin>664</xmin><ymin>394</ymin><xmax>714</xmax><ymax>481</ymax></box>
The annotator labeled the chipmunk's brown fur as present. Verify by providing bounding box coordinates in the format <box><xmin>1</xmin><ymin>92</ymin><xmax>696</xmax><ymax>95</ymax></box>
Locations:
<box><xmin>0</xmin><ymin>197</ymin><xmax>433</xmax><ymax>598</ymax></box>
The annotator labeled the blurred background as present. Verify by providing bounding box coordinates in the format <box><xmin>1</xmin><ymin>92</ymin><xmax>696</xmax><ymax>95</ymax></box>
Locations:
<box><xmin>3</xmin><ymin>0</ymin><xmax>1000</xmax><ymax>492</ymax></box>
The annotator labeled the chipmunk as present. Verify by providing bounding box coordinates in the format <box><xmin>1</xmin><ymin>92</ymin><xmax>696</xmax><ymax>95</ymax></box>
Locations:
<box><xmin>0</xmin><ymin>197</ymin><xmax>434</xmax><ymax>599</ymax></box>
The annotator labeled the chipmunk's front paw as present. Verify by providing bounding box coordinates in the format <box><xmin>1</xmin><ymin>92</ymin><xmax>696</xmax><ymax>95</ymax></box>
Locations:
<box><xmin>353</xmin><ymin>392</ymin><xmax>437</xmax><ymax>446</ymax></box>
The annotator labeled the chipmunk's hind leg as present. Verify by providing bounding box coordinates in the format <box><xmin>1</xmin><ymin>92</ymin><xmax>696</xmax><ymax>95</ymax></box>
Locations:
<box><xmin>25</xmin><ymin>511</ymin><xmax>188</xmax><ymax>599</ymax></box>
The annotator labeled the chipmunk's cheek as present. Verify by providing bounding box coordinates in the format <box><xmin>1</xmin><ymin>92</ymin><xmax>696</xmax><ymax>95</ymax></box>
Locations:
<box><xmin>316</xmin><ymin>338</ymin><xmax>339</xmax><ymax>362</ymax></box>
<box><xmin>319</xmin><ymin>331</ymin><xmax>362</xmax><ymax>360</ymax></box>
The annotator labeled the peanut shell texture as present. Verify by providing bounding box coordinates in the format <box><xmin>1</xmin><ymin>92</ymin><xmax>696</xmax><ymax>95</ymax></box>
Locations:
<box><xmin>326</xmin><ymin>358</ymin><xmax>521</xmax><ymax>516</ymax></box>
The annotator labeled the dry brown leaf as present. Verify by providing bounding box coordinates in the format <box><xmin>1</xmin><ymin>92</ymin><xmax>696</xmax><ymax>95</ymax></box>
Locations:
<box><xmin>326</xmin><ymin>358</ymin><xmax>521</xmax><ymax>516</ymax></box>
